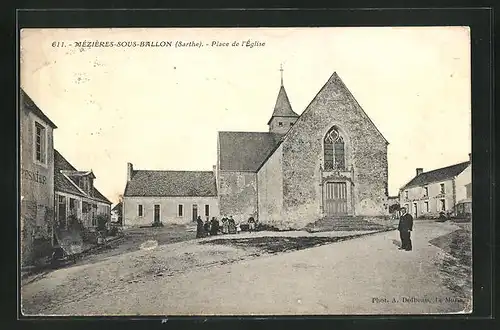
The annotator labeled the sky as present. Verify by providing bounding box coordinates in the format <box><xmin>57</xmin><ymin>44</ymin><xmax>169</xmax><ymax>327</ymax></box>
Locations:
<box><xmin>20</xmin><ymin>27</ymin><xmax>471</xmax><ymax>205</ymax></box>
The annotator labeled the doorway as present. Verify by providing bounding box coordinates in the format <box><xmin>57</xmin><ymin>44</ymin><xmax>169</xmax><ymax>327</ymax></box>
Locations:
<box><xmin>154</xmin><ymin>205</ymin><xmax>160</xmax><ymax>224</ymax></box>
<box><xmin>57</xmin><ymin>195</ymin><xmax>67</xmax><ymax>228</ymax></box>
<box><xmin>324</xmin><ymin>182</ymin><xmax>348</xmax><ymax>216</ymax></box>
<box><xmin>413</xmin><ymin>202</ymin><xmax>417</xmax><ymax>219</ymax></box>
<box><xmin>192</xmin><ymin>204</ymin><xmax>198</xmax><ymax>222</ymax></box>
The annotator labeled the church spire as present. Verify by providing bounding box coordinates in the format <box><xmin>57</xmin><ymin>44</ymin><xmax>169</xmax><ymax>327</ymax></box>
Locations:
<box><xmin>267</xmin><ymin>64</ymin><xmax>299</xmax><ymax>133</ymax></box>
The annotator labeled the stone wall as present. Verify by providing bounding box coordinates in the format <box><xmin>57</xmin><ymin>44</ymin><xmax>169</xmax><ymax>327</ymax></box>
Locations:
<box><xmin>257</xmin><ymin>144</ymin><xmax>284</xmax><ymax>226</ymax></box>
<box><xmin>279</xmin><ymin>72</ymin><xmax>388</xmax><ymax>228</ymax></box>
<box><xmin>20</xmin><ymin>98</ymin><xmax>55</xmax><ymax>266</ymax></box>
<box><xmin>218</xmin><ymin>171</ymin><xmax>258</xmax><ymax>224</ymax></box>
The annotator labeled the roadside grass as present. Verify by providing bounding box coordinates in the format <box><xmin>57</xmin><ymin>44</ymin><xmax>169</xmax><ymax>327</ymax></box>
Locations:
<box><xmin>429</xmin><ymin>227</ymin><xmax>472</xmax><ymax>301</ymax></box>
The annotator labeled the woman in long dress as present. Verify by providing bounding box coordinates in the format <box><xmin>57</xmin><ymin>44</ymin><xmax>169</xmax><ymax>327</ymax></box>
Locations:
<box><xmin>196</xmin><ymin>216</ymin><xmax>204</xmax><ymax>238</ymax></box>
<box><xmin>222</xmin><ymin>217</ymin><xmax>229</xmax><ymax>234</ymax></box>
<box><xmin>228</xmin><ymin>217</ymin><xmax>236</xmax><ymax>234</ymax></box>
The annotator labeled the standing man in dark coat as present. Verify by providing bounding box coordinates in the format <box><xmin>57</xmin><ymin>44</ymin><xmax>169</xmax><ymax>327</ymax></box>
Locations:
<box><xmin>398</xmin><ymin>207</ymin><xmax>413</xmax><ymax>251</ymax></box>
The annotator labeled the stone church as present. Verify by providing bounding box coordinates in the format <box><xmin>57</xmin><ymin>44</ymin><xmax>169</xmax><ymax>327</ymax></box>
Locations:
<box><xmin>217</xmin><ymin>70</ymin><xmax>389</xmax><ymax>229</ymax></box>
<box><xmin>124</xmin><ymin>70</ymin><xmax>389</xmax><ymax>229</ymax></box>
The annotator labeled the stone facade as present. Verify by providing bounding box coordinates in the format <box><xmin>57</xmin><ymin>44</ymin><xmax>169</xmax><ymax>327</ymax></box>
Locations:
<box><xmin>218</xmin><ymin>171</ymin><xmax>258</xmax><ymax>224</ymax></box>
<box><xmin>20</xmin><ymin>90</ymin><xmax>57</xmax><ymax>266</ymax></box>
<box><xmin>257</xmin><ymin>72</ymin><xmax>388</xmax><ymax>229</ymax></box>
<box><xmin>400</xmin><ymin>179</ymin><xmax>455</xmax><ymax>218</ymax></box>
<box><xmin>217</xmin><ymin>72</ymin><xmax>389</xmax><ymax>230</ymax></box>
<box><xmin>257</xmin><ymin>144</ymin><xmax>284</xmax><ymax>226</ymax></box>
<box><xmin>123</xmin><ymin>196</ymin><xmax>219</xmax><ymax>227</ymax></box>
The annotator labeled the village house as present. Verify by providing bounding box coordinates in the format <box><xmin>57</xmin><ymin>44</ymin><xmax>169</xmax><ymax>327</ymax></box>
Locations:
<box><xmin>399</xmin><ymin>154</ymin><xmax>471</xmax><ymax>219</ymax></box>
<box><xmin>54</xmin><ymin>150</ymin><xmax>112</xmax><ymax>229</ymax></box>
<box><xmin>111</xmin><ymin>202</ymin><xmax>123</xmax><ymax>223</ymax></box>
<box><xmin>122</xmin><ymin>165</ymin><xmax>218</xmax><ymax>227</ymax></box>
<box><xmin>20</xmin><ymin>89</ymin><xmax>57</xmax><ymax>266</ymax></box>
<box><xmin>122</xmin><ymin>70</ymin><xmax>389</xmax><ymax>229</ymax></box>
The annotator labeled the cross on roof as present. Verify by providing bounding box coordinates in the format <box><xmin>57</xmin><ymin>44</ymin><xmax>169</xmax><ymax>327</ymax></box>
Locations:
<box><xmin>280</xmin><ymin>63</ymin><xmax>284</xmax><ymax>86</ymax></box>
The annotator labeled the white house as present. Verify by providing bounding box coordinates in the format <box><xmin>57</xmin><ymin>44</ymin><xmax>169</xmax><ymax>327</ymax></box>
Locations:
<box><xmin>399</xmin><ymin>154</ymin><xmax>471</xmax><ymax>219</ymax></box>
<box><xmin>123</xmin><ymin>163</ymin><xmax>219</xmax><ymax>227</ymax></box>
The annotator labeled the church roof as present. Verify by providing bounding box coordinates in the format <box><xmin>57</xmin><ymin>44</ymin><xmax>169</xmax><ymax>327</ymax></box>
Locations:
<box><xmin>218</xmin><ymin>131</ymin><xmax>283</xmax><ymax>171</ymax></box>
<box><xmin>401</xmin><ymin>161</ymin><xmax>470</xmax><ymax>190</ymax></box>
<box><xmin>124</xmin><ymin>170</ymin><xmax>217</xmax><ymax>197</ymax></box>
<box><xmin>54</xmin><ymin>150</ymin><xmax>111</xmax><ymax>204</ymax></box>
<box><xmin>267</xmin><ymin>85</ymin><xmax>299</xmax><ymax>125</ymax></box>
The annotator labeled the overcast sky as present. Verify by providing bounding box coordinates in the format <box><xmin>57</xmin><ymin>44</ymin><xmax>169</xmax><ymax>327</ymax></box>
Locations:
<box><xmin>20</xmin><ymin>27</ymin><xmax>471</xmax><ymax>204</ymax></box>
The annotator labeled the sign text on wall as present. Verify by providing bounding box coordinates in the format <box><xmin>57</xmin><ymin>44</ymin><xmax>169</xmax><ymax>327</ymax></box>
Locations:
<box><xmin>21</xmin><ymin>168</ymin><xmax>47</xmax><ymax>185</ymax></box>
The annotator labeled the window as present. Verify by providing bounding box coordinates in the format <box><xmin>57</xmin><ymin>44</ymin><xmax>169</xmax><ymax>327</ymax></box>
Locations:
<box><xmin>423</xmin><ymin>187</ymin><xmax>428</xmax><ymax>197</ymax></box>
<box><xmin>440</xmin><ymin>199</ymin><xmax>446</xmax><ymax>211</ymax></box>
<box><xmin>278</xmin><ymin>122</ymin><xmax>283</xmax><ymax>126</ymax></box>
<box><xmin>91</xmin><ymin>204</ymin><xmax>98</xmax><ymax>226</ymax></box>
<box><xmin>178</xmin><ymin>204</ymin><xmax>183</xmax><ymax>217</ymax></box>
<box><xmin>440</xmin><ymin>183</ymin><xmax>445</xmax><ymax>194</ymax></box>
<box><xmin>324</xmin><ymin>126</ymin><xmax>345</xmax><ymax>170</ymax></box>
<box><xmin>138</xmin><ymin>204</ymin><xmax>143</xmax><ymax>217</ymax></box>
<box><xmin>424</xmin><ymin>201</ymin><xmax>429</xmax><ymax>212</ymax></box>
<box><xmin>405</xmin><ymin>191</ymin><xmax>408</xmax><ymax>199</ymax></box>
<box><xmin>205</xmin><ymin>205</ymin><xmax>210</xmax><ymax>217</ymax></box>
<box><xmin>34</xmin><ymin>122</ymin><xmax>46</xmax><ymax>164</ymax></box>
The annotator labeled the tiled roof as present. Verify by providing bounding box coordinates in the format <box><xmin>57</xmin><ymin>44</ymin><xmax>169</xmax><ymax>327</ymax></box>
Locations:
<box><xmin>267</xmin><ymin>85</ymin><xmax>299</xmax><ymax>124</ymax></box>
<box><xmin>20</xmin><ymin>89</ymin><xmax>57</xmax><ymax>128</ymax></box>
<box><xmin>54</xmin><ymin>150</ymin><xmax>111</xmax><ymax>204</ymax></box>
<box><xmin>124</xmin><ymin>170</ymin><xmax>217</xmax><ymax>197</ymax></box>
<box><xmin>402</xmin><ymin>161</ymin><xmax>470</xmax><ymax>189</ymax></box>
<box><xmin>218</xmin><ymin>131</ymin><xmax>283</xmax><ymax>172</ymax></box>
<box><xmin>112</xmin><ymin>202</ymin><xmax>122</xmax><ymax>212</ymax></box>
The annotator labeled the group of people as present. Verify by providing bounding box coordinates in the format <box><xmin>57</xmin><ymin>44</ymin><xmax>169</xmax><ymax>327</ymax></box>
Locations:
<box><xmin>195</xmin><ymin>215</ymin><xmax>259</xmax><ymax>238</ymax></box>
<box><xmin>196</xmin><ymin>215</ymin><xmax>241</xmax><ymax>238</ymax></box>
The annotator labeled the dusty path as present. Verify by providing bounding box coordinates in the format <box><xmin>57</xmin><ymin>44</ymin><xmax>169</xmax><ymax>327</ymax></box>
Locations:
<box><xmin>21</xmin><ymin>221</ymin><xmax>469</xmax><ymax>316</ymax></box>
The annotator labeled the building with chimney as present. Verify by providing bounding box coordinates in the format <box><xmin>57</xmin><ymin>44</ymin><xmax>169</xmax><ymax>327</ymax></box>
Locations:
<box><xmin>123</xmin><ymin>69</ymin><xmax>389</xmax><ymax>229</ymax></box>
<box><xmin>20</xmin><ymin>89</ymin><xmax>57</xmax><ymax>266</ymax></box>
<box><xmin>399</xmin><ymin>154</ymin><xmax>471</xmax><ymax>219</ymax></box>
<box><xmin>54</xmin><ymin>150</ymin><xmax>112</xmax><ymax>229</ymax></box>
<box><xmin>122</xmin><ymin>163</ymin><xmax>219</xmax><ymax>226</ymax></box>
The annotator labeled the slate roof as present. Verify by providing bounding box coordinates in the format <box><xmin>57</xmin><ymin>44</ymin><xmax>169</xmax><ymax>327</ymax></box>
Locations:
<box><xmin>124</xmin><ymin>170</ymin><xmax>217</xmax><ymax>197</ymax></box>
<box><xmin>54</xmin><ymin>150</ymin><xmax>111</xmax><ymax>204</ymax></box>
<box><xmin>267</xmin><ymin>85</ymin><xmax>299</xmax><ymax>125</ymax></box>
<box><xmin>20</xmin><ymin>89</ymin><xmax>57</xmax><ymax>128</ymax></box>
<box><xmin>401</xmin><ymin>161</ymin><xmax>470</xmax><ymax>189</ymax></box>
<box><xmin>218</xmin><ymin>131</ymin><xmax>283</xmax><ymax>172</ymax></box>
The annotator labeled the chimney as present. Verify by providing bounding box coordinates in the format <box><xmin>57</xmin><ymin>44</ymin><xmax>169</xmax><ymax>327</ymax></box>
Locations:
<box><xmin>127</xmin><ymin>162</ymin><xmax>133</xmax><ymax>181</ymax></box>
<box><xmin>416</xmin><ymin>168</ymin><xmax>423</xmax><ymax>176</ymax></box>
<box><xmin>468</xmin><ymin>153</ymin><xmax>471</xmax><ymax>163</ymax></box>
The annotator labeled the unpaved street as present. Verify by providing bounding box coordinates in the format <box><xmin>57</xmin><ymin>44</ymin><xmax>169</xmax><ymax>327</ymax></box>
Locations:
<box><xmin>21</xmin><ymin>221</ymin><xmax>470</xmax><ymax>316</ymax></box>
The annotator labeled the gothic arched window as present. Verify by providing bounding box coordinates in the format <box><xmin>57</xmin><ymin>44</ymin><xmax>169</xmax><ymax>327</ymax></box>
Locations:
<box><xmin>324</xmin><ymin>127</ymin><xmax>346</xmax><ymax>170</ymax></box>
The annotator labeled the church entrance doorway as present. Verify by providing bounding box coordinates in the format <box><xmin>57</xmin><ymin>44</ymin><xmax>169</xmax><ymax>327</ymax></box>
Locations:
<box><xmin>324</xmin><ymin>182</ymin><xmax>348</xmax><ymax>216</ymax></box>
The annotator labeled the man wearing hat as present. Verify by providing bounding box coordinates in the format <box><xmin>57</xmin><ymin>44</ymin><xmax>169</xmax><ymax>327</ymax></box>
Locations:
<box><xmin>398</xmin><ymin>207</ymin><xmax>413</xmax><ymax>251</ymax></box>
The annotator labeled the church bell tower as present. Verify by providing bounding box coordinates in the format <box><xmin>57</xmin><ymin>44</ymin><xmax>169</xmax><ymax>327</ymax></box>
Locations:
<box><xmin>267</xmin><ymin>64</ymin><xmax>299</xmax><ymax>134</ymax></box>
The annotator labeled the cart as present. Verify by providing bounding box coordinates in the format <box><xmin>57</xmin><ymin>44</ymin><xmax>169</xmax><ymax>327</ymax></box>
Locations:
<box><xmin>51</xmin><ymin>231</ymin><xmax>84</xmax><ymax>267</ymax></box>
